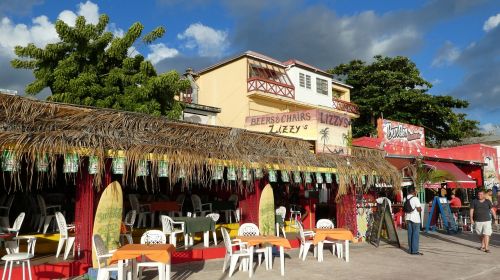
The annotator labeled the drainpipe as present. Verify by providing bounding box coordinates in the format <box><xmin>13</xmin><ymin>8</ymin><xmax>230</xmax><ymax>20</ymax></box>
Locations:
<box><xmin>184</xmin><ymin>68</ymin><xmax>199</xmax><ymax>104</ymax></box>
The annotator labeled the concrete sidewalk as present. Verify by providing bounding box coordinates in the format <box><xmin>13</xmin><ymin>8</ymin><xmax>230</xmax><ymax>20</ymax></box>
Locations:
<box><xmin>156</xmin><ymin>229</ymin><xmax>500</xmax><ymax>280</ymax></box>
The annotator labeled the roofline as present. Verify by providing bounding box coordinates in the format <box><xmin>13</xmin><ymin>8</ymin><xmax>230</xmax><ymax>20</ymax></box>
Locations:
<box><xmin>332</xmin><ymin>79</ymin><xmax>353</xmax><ymax>89</ymax></box>
<box><xmin>284</xmin><ymin>60</ymin><xmax>331</xmax><ymax>78</ymax></box>
<box><xmin>196</xmin><ymin>51</ymin><xmax>286</xmax><ymax>75</ymax></box>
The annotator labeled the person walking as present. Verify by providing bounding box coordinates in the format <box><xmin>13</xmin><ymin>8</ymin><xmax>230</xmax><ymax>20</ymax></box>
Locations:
<box><xmin>404</xmin><ymin>186</ymin><xmax>422</xmax><ymax>255</ymax></box>
<box><xmin>470</xmin><ymin>189</ymin><xmax>498</xmax><ymax>253</ymax></box>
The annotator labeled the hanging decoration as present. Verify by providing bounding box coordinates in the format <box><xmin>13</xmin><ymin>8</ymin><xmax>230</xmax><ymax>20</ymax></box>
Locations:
<box><xmin>268</xmin><ymin>169</ymin><xmax>277</xmax><ymax>182</ymax></box>
<box><xmin>254</xmin><ymin>168</ymin><xmax>263</xmax><ymax>179</ymax></box>
<box><xmin>136</xmin><ymin>160</ymin><xmax>149</xmax><ymax>177</ymax></box>
<box><xmin>241</xmin><ymin>167</ymin><xmax>249</xmax><ymax>181</ymax></box>
<box><xmin>158</xmin><ymin>160</ymin><xmax>169</xmax><ymax>177</ymax></box>
<box><xmin>112</xmin><ymin>157</ymin><xmax>126</xmax><ymax>175</ymax></box>
<box><xmin>212</xmin><ymin>165</ymin><xmax>223</xmax><ymax>180</ymax></box>
<box><xmin>293</xmin><ymin>171</ymin><xmax>302</xmax><ymax>183</ymax></box>
<box><xmin>325</xmin><ymin>173</ymin><xmax>333</xmax><ymax>184</ymax></box>
<box><xmin>335</xmin><ymin>174</ymin><xmax>340</xmax><ymax>184</ymax></box>
<box><xmin>315</xmin><ymin>172</ymin><xmax>323</xmax><ymax>184</ymax></box>
<box><xmin>36</xmin><ymin>153</ymin><xmax>49</xmax><ymax>172</ymax></box>
<box><xmin>227</xmin><ymin>166</ymin><xmax>237</xmax><ymax>181</ymax></box>
<box><xmin>88</xmin><ymin>156</ymin><xmax>99</xmax><ymax>175</ymax></box>
<box><xmin>305</xmin><ymin>172</ymin><xmax>312</xmax><ymax>184</ymax></box>
<box><xmin>281</xmin><ymin>171</ymin><xmax>289</xmax><ymax>182</ymax></box>
<box><xmin>361</xmin><ymin>175</ymin><xmax>366</xmax><ymax>185</ymax></box>
<box><xmin>64</xmin><ymin>153</ymin><xmax>79</xmax><ymax>173</ymax></box>
<box><xmin>2</xmin><ymin>150</ymin><xmax>18</xmax><ymax>172</ymax></box>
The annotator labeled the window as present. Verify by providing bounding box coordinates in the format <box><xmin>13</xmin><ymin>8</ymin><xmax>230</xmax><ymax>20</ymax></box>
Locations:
<box><xmin>316</xmin><ymin>78</ymin><xmax>328</xmax><ymax>95</ymax></box>
<box><xmin>299</xmin><ymin>73</ymin><xmax>305</xmax><ymax>87</ymax></box>
<box><xmin>248</xmin><ymin>59</ymin><xmax>293</xmax><ymax>86</ymax></box>
<box><xmin>306</xmin><ymin>75</ymin><xmax>311</xmax><ymax>89</ymax></box>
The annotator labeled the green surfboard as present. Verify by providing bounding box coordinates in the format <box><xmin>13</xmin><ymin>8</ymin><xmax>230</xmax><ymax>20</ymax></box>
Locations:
<box><xmin>92</xmin><ymin>181</ymin><xmax>123</xmax><ymax>267</ymax></box>
<box><xmin>259</xmin><ymin>184</ymin><xmax>275</xmax><ymax>236</ymax></box>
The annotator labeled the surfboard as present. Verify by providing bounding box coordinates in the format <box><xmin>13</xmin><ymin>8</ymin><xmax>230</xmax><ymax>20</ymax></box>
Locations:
<box><xmin>259</xmin><ymin>184</ymin><xmax>275</xmax><ymax>236</ymax></box>
<box><xmin>92</xmin><ymin>181</ymin><xmax>123</xmax><ymax>267</ymax></box>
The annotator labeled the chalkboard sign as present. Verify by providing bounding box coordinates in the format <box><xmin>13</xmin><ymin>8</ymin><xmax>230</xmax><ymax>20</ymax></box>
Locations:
<box><xmin>425</xmin><ymin>196</ymin><xmax>458</xmax><ymax>234</ymax></box>
<box><xmin>369</xmin><ymin>200</ymin><xmax>401</xmax><ymax>248</ymax></box>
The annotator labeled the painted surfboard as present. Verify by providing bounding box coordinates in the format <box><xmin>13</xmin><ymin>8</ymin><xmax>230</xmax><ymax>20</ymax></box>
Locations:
<box><xmin>92</xmin><ymin>181</ymin><xmax>123</xmax><ymax>268</ymax></box>
<box><xmin>258</xmin><ymin>184</ymin><xmax>275</xmax><ymax>236</ymax></box>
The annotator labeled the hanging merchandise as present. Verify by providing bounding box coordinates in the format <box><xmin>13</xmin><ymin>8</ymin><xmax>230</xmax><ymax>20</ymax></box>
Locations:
<box><xmin>213</xmin><ymin>165</ymin><xmax>223</xmax><ymax>180</ymax></box>
<box><xmin>63</xmin><ymin>153</ymin><xmax>79</xmax><ymax>173</ymax></box>
<box><xmin>325</xmin><ymin>173</ymin><xmax>333</xmax><ymax>184</ymax></box>
<box><xmin>227</xmin><ymin>166</ymin><xmax>237</xmax><ymax>181</ymax></box>
<box><xmin>315</xmin><ymin>172</ymin><xmax>323</xmax><ymax>184</ymax></box>
<box><xmin>268</xmin><ymin>169</ymin><xmax>277</xmax><ymax>182</ymax></box>
<box><xmin>2</xmin><ymin>150</ymin><xmax>18</xmax><ymax>172</ymax></box>
<box><xmin>136</xmin><ymin>160</ymin><xmax>149</xmax><ymax>177</ymax></box>
<box><xmin>254</xmin><ymin>168</ymin><xmax>263</xmax><ymax>179</ymax></box>
<box><xmin>88</xmin><ymin>156</ymin><xmax>99</xmax><ymax>175</ymax></box>
<box><xmin>305</xmin><ymin>172</ymin><xmax>312</xmax><ymax>184</ymax></box>
<box><xmin>281</xmin><ymin>171</ymin><xmax>290</xmax><ymax>182</ymax></box>
<box><xmin>361</xmin><ymin>175</ymin><xmax>366</xmax><ymax>185</ymax></box>
<box><xmin>158</xmin><ymin>160</ymin><xmax>169</xmax><ymax>177</ymax></box>
<box><xmin>241</xmin><ymin>167</ymin><xmax>249</xmax><ymax>181</ymax></box>
<box><xmin>335</xmin><ymin>174</ymin><xmax>340</xmax><ymax>184</ymax></box>
<box><xmin>293</xmin><ymin>171</ymin><xmax>301</xmax><ymax>183</ymax></box>
<box><xmin>36</xmin><ymin>153</ymin><xmax>49</xmax><ymax>172</ymax></box>
<box><xmin>112</xmin><ymin>157</ymin><xmax>126</xmax><ymax>175</ymax></box>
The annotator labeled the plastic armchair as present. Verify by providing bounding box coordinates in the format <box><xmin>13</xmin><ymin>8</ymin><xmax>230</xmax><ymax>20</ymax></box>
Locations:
<box><xmin>315</xmin><ymin>219</ymin><xmax>343</xmax><ymax>260</ymax></box>
<box><xmin>206</xmin><ymin>213</ymin><xmax>220</xmax><ymax>245</ymax></box>
<box><xmin>275</xmin><ymin>206</ymin><xmax>287</xmax><ymax>238</ymax></box>
<box><xmin>2</xmin><ymin>236</ymin><xmax>36</xmax><ymax>280</ymax></box>
<box><xmin>55</xmin><ymin>212</ymin><xmax>76</xmax><ymax>260</ymax></box>
<box><xmin>160</xmin><ymin>215</ymin><xmax>185</xmax><ymax>248</ymax></box>
<box><xmin>191</xmin><ymin>194</ymin><xmax>212</xmax><ymax>217</ymax></box>
<box><xmin>0</xmin><ymin>196</ymin><xmax>15</xmax><ymax>229</ymax></box>
<box><xmin>221</xmin><ymin>227</ymin><xmax>251</xmax><ymax>277</ymax></box>
<box><xmin>298</xmin><ymin>222</ymin><xmax>317</xmax><ymax>261</ymax></box>
<box><xmin>120</xmin><ymin>210</ymin><xmax>136</xmax><ymax>245</ymax></box>
<box><xmin>128</xmin><ymin>194</ymin><xmax>154</xmax><ymax>228</ymax></box>
<box><xmin>237</xmin><ymin>223</ymin><xmax>268</xmax><ymax>269</ymax></box>
<box><xmin>36</xmin><ymin>195</ymin><xmax>60</xmax><ymax>233</ymax></box>
<box><xmin>137</xmin><ymin>230</ymin><xmax>168</xmax><ymax>280</ymax></box>
<box><xmin>93</xmin><ymin>234</ymin><xmax>131</xmax><ymax>280</ymax></box>
<box><xmin>7</xmin><ymin>212</ymin><xmax>25</xmax><ymax>238</ymax></box>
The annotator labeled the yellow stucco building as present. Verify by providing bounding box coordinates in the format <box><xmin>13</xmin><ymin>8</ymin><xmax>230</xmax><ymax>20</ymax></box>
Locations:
<box><xmin>182</xmin><ymin>51</ymin><xmax>359</xmax><ymax>154</ymax></box>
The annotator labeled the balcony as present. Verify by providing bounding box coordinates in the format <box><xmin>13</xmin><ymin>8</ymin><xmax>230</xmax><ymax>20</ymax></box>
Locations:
<box><xmin>247</xmin><ymin>77</ymin><xmax>295</xmax><ymax>99</ymax></box>
<box><xmin>332</xmin><ymin>98</ymin><xmax>360</xmax><ymax>115</ymax></box>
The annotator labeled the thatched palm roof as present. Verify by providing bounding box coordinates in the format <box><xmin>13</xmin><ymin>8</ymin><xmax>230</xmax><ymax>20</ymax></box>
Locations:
<box><xmin>0</xmin><ymin>94</ymin><xmax>400</xmax><ymax>192</ymax></box>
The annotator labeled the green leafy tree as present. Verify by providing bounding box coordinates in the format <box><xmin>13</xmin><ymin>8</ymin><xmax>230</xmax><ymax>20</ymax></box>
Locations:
<box><xmin>330</xmin><ymin>56</ymin><xmax>481</xmax><ymax>145</ymax></box>
<box><xmin>11</xmin><ymin>14</ymin><xmax>189</xmax><ymax>118</ymax></box>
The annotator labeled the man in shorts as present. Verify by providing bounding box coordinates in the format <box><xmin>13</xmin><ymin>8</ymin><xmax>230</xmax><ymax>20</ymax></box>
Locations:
<box><xmin>470</xmin><ymin>189</ymin><xmax>498</xmax><ymax>253</ymax></box>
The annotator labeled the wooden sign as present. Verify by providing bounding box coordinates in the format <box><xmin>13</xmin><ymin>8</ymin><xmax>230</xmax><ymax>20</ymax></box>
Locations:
<box><xmin>425</xmin><ymin>196</ymin><xmax>458</xmax><ymax>233</ymax></box>
<box><xmin>259</xmin><ymin>184</ymin><xmax>275</xmax><ymax>235</ymax></box>
<box><xmin>92</xmin><ymin>181</ymin><xmax>123</xmax><ymax>267</ymax></box>
<box><xmin>369</xmin><ymin>200</ymin><xmax>400</xmax><ymax>248</ymax></box>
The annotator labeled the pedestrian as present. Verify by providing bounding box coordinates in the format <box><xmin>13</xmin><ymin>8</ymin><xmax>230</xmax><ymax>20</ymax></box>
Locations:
<box><xmin>404</xmin><ymin>186</ymin><xmax>422</xmax><ymax>255</ymax></box>
<box><xmin>470</xmin><ymin>189</ymin><xmax>498</xmax><ymax>253</ymax></box>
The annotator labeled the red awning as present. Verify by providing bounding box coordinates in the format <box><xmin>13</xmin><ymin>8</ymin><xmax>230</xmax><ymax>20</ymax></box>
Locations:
<box><xmin>423</xmin><ymin>160</ymin><xmax>476</xmax><ymax>189</ymax></box>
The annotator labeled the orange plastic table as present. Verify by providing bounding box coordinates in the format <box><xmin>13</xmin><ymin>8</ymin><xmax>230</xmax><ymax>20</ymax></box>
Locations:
<box><xmin>236</xmin><ymin>236</ymin><xmax>291</xmax><ymax>277</ymax></box>
<box><xmin>110</xmin><ymin>244</ymin><xmax>175</xmax><ymax>280</ymax></box>
<box><xmin>312</xmin><ymin>228</ymin><xmax>354</xmax><ymax>262</ymax></box>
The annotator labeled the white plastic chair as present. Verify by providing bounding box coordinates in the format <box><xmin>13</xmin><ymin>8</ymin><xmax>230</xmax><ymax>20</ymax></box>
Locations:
<box><xmin>0</xmin><ymin>196</ymin><xmax>15</xmax><ymax>229</ymax></box>
<box><xmin>275</xmin><ymin>206</ymin><xmax>287</xmax><ymax>238</ymax></box>
<box><xmin>176</xmin><ymin>194</ymin><xmax>185</xmax><ymax>211</ymax></box>
<box><xmin>36</xmin><ymin>195</ymin><xmax>60</xmax><ymax>233</ymax></box>
<box><xmin>129</xmin><ymin>194</ymin><xmax>154</xmax><ymax>228</ymax></box>
<box><xmin>2</xmin><ymin>236</ymin><xmax>36</xmax><ymax>280</ymax></box>
<box><xmin>137</xmin><ymin>230</ymin><xmax>168</xmax><ymax>280</ymax></box>
<box><xmin>298</xmin><ymin>222</ymin><xmax>317</xmax><ymax>261</ymax></box>
<box><xmin>206</xmin><ymin>213</ymin><xmax>220</xmax><ymax>245</ymax></box>
<box><xmin>316</xmin><ymin>219</ymin><xmax>343</xmax><ymax>260</ymax></box>
<box><xmin>191</xmin><ymin>194</ymin><xmax>212</xmax><ymax>217</ymax></box>
<box><xmin>120</xmin><ymin>210</ymin><xmax>136</xmax><ymax>245</ymax></box>
<box><xmin>160</xmin><ymin>215</ymin><xmax>185</xmax><ymax>248</ymax></box>
<box><xmin>93</xmin><ymin>234</ymin><xmax>131</xmax><ymax>280</ymax></box>
<box><xmin>289</xmin><ymin>204</ymin><xmax>301</xmax><ymax>231</ymax></box>
<box><xmin>221</xmin><ymin>227</ymin><xmax>251</xmax><ymax>277</ymax></box>
<box><xmin>237</xmin><ymin>223</ymin><xmax>268</xmax><ymax>269</ymax></box>
<box><xmin>7</xmin><ymin>212</ymin><xmax>25</xmax><ymax>237</ymax></box>
<box><xmin>55</xmin><ymin>212</ymin><xmax>75</xmax><ymax>260</ymax></box>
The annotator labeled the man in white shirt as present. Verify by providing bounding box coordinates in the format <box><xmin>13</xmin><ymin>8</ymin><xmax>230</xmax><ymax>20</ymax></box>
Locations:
<box><xmin>404</xmin><ymin>187</ymin><xmax>422</xmax><ymax>255</ymax></box>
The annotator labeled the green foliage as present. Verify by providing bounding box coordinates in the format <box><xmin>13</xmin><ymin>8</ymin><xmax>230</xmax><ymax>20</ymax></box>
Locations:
<box><xmin>11</xmin><ymin>14</ymin><xmax>189</xmax><ymax>118</ymax></box>
<box><xmin>329</xmin><ymin>56</ymin><xmax>481</xmax><ymax>145</ymax></box>
<box><xmin>409</xmin><ymin>159</ymin><xmax>455</xmax><ymax>191</ymax></box>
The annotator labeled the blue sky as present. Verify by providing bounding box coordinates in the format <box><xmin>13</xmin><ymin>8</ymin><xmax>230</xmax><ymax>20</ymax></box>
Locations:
<box><xmin>0</xmin><ymin>0</ymin><xmax>499</xmax><ymax>131</ymax></box>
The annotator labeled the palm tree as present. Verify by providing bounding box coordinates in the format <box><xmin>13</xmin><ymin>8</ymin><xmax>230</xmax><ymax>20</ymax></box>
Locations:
<box><xmin>319</xmin><ymin>127</ymin><xmax>330</xmax><ymax>153</ymax></box>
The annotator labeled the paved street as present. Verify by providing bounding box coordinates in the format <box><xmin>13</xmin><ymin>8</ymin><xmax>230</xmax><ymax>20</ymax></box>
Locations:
<box><xmin>152</xmin><ymin>229</ymin><xmax>500</xmax><ymax>280</ymax></box>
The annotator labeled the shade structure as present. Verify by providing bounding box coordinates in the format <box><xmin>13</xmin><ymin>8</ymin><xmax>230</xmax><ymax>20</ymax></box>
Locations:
<box><xmin>423</xmin><ymin>160</ymin><xmax>476</xmax><ymax>189</ymax></box>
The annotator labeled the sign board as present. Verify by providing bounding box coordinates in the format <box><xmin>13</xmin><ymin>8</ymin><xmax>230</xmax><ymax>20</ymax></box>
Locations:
<box><xmin>368</xmin><ymin>200</ymin><xmax>400</xmax><ymax>248</ymax></box>
<box><xmin>425</xmin><ymin>196</ymin><xmax>458</xmax><ymax>234</ymax></box>
<box><xmin>377</xmin><ymin>118</ymin><xmax>425</xmax><ymax>151</ymax></box>
<box><xmin>245</xmin><ymin>109</ymin><xmax>351</xmax><ymax>155</ymax></box>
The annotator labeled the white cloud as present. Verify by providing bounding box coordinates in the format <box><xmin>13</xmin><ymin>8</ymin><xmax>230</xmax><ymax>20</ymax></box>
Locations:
<box><xmin>57</xmin><ymin>0</ymin><xmax>99</xmax><ymax>27</ymax></box>
<box><xmin>483</xmin><ymin>13</ymin><xmax>500</xmax><ymax>32</ymax></box>
<box><xmin>432</xmin><ymin>41</ymin><xmax>460</xmax><ymax>67</ymax></box>
<box><xmin>146</xmin><ymin>43</ymin><xmax>179</xmax><ymax>64</ymax></box>
<box><xmin>177</xmin><ymin>23</ymin><xmax>228</xmax><ymax>57</ymax></box>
